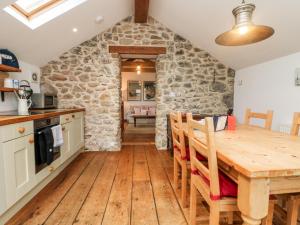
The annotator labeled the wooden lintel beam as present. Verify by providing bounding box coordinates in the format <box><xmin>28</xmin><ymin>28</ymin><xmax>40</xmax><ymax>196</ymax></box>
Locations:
<box><xmin>109</xmin><ymin>46</ymin><xmax>166</xmax><ymax>55</ymax></box>
<box><xmin>122</xmin><ymin>68</ymin><xmax>156</xmax><ymax>73</ymax></box>
<box><xmin>135</xmin><ymin>0</ymin><xmax>149</xmax><ymax>23</ymax></box>
<box><xmin>121</xmin><ymin>61</ymin><xmax>155</xmax><ymax>68</ymax></box>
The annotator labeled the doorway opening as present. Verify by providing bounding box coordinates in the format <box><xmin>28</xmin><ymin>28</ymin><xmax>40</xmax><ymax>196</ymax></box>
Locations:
<box><xmin>121</xmin><ymin>57</ymin><xmax>156</xmax><ymax>145</ymax></box>
<box><xmin>109</xmin><ymin>46</ymin><xmax>166</xmax><ymax>146</ymax></box>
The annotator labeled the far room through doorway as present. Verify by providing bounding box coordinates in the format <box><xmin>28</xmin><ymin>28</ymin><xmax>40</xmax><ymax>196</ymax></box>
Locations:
<box><xmin>121</xmin><ymin>57</ymin><xmax>156</xmax><ymax>145</ymax></box>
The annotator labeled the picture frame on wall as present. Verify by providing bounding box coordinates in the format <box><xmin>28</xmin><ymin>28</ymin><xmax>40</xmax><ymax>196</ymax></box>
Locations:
<box><xmin>127</xmin><ymin>80</ymin><xmax>142</xmax><ymax>101</ymax></box>
<box><xmin>143</xmin><ymin>81</ymin><xmax>156</xmax><ymax>101</ymax></box>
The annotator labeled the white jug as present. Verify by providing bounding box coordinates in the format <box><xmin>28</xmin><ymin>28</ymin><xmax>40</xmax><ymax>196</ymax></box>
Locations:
<box><xmin>18</xmin><ymin>99</ymin><xmax>32</xmax><ymax>115</ymax></box>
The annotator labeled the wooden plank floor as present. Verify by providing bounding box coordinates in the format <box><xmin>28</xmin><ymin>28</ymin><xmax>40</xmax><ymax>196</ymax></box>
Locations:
<box><xmin>7</xmin><ymin>145</ymin><xmax>281</xmax><ymax>225</ymax></box>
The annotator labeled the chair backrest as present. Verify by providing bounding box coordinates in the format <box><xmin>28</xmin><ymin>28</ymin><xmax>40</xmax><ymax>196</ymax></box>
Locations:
<box><xmin>244</xmin><ymin>108</ymin><xmax>273</xmax><ymax>130</ymax></box>
<box><xmin>291</xmin><ymin>112</ymin><xmax>300</xmax><ymax>136</ymax></box>
<box><xmin>186</xmin><ymin>113</ymin><xmax>220</xmax><ymax>198</ymax></box>
<box><xmin>170</xmin><ymin>112</ymin><xmax>187</xmax><ymax>159</ymax></box>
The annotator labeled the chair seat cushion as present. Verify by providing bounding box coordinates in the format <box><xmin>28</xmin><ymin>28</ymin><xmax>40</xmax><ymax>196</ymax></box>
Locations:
<box><xmin>192</xmin><ymin>169</ymin><xmax>237</xmax><ymax>199</ymax></box>
<box><xmin>174</xmin><ymin>146</ymin><xmax>206</xmax><ymax>161</ymax></box>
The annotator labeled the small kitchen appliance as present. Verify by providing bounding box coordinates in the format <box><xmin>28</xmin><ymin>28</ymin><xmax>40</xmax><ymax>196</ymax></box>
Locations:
<box><xmin>31</xmin><ymin>93</ymin><xmax>58</xmax><ymax>109</ymax></box>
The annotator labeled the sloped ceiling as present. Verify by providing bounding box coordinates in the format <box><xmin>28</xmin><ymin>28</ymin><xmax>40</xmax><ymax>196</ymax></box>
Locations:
<box><xmin>1</xmin><ymin>0</ymin><xmax>300</xmax><ymax>69</ymax></box>
<box><xmin>149</xmin><ymin>0</ymin><xmax>300</xmax><ymax>69</ymax></box>
<box><xmin>0</xmin><ymin>0</ymin><xmax>133</xmax><ymax>66</ymax></box>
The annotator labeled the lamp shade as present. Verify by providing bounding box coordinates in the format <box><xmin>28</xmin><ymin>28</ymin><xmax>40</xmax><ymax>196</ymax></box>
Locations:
<box><xmin>215</xmin><ymin>2</ymin><xmax>274</xmax><ymax>46</ymax></box>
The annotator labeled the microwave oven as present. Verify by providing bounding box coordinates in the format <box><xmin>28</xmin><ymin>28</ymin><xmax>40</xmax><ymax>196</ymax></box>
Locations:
<box><xmin>31</xmin><ymin>94</ymin><xmax>58</xmax><ymax>109</ymax></box>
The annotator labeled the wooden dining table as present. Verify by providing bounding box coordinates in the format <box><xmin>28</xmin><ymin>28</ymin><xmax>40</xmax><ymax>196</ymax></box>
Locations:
<box><xmin>182</xmin><ymin>123</ymin><xmax>300</xmax><ymax>225</ymax></box>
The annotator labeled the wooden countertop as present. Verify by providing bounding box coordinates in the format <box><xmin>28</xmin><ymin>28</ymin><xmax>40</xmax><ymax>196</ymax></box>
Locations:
<box><xmin>0</xmin><ymin>108</ymin><xmax>85</xmax><ymax>126</ymax></box>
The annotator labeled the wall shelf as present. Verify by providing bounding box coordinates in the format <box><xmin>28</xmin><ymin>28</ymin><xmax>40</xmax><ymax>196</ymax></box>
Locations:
<box><xmin>0</xmin><ymin>64</ymin><xmax>21</xmax><ymax>72</ymax></box>
<box><xmin>0</xmin><ymin>87</ymin><xmax>17</xmax><ymax>102</ymax></box>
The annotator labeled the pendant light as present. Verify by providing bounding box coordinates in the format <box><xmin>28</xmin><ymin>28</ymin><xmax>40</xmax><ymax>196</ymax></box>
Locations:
<box><xmin>215</xmin><ymin>0</ymin><xmax>274</xmax><ymax>46</ymax></box>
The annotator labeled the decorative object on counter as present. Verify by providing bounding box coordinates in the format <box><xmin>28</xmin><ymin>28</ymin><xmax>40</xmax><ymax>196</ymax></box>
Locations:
<box><xmin>17</xmin><ymin>98</ymin><xmax>32</xmax><ymax>115</ymax></box>
<box><xmin>14</xmin><ymin>80</ymin><xmax>33</xmax><ymax>115</ymax></box>
<box><xmin>0</xmin><ymin>49</ymin><xmax>19</xmax><ymax>69</ymax></box>
<box><xmin>143</xmin><ymin>81</ymin><xmax>156</xmax><ymax>101</ymax></box>
<box><xmin>127</xmin><ymin>80</ymin><xmax>142</xmax><ymax>101</ymax></box>
<box><xmin>17</xmin><ymin>80</ymin><xmax>33</xmax><ymax>99</ymax></box>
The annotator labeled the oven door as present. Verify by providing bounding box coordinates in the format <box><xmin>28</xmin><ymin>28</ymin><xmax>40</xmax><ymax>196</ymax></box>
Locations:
<box><xmin>34</xmin><ymin>126</ymin><xmax>61</xmax><ymax>173</ymax></box>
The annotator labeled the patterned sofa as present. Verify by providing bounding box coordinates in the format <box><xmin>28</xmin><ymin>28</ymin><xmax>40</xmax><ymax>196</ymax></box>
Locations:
<box><xmin>126</xmin><ymin>105</ymin><xmax>156</xmax><ymax>124</ymax></box>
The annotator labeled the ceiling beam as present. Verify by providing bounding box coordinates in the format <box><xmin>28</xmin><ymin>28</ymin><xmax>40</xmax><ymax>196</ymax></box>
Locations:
<box><xmin>109</xmin><ymin>46</ymin><xmax>166</xmax><ymax>55</ymax></box>
<box><xmin>135</xmin><ymin>0</ymin><xmax>149</xmax><ymax>23</ymax></box>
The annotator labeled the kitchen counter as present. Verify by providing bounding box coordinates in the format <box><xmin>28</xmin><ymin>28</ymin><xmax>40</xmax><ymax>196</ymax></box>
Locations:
<box><xmin>0</xmin><ymin>108</ymin><xmax>85</xmax><ymax>126</ymax></box>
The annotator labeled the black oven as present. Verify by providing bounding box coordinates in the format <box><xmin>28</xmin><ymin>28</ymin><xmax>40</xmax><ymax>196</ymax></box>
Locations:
<box><xmin>34</xmin><ymin>117</ymin><xmax>61</xmax><ymax>173</ymax></box>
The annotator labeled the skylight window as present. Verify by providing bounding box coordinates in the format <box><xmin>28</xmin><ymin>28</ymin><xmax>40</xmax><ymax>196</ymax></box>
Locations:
<box><xmin>3</xmin><ymin>0</ymin><xmax>87</xmax><ymax>30</ymax></box>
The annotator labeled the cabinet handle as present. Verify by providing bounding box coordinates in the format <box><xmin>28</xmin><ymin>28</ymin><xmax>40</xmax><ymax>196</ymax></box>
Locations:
<box><xmin>49</xmin><ymin>166</ymin><xmax>55</xmax><ymax>172</ymax></box>
<box><xmin>29</xmin><ymin>137</ymin><xmax>34</xmax><ymax>144</ymax></box>
<box><xmin>18</xmin><ymin>127</ymin><xmax>26</xmax><ymax>134</ymax></box>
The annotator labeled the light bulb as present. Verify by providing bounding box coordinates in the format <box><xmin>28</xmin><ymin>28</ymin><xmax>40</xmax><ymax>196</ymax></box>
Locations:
<box><xmin>238</xmin><ymin>26</ymin><xmax>249</xmax><ymax>35</ymax></box>
<box><xmin>136</xmin><ymin>65</ymin><xmax>141</xmax><ymax>70</ymax></box>
<box><xmin>137</xmin><ymin>70</ymin><xmax>141</xmax><ymax>75</ymax></box>
<box><xmin>72</xmin><ymin>28</ymin><xmax>78</xmax><ymax>33</ymax></box>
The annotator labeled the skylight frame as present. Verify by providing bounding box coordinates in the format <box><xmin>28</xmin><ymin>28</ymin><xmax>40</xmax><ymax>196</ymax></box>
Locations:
<box><xmin>11</xmin><ymin>0</ymin><xmax>63</xmax><ymax>20</ymax></box>
<box><xmin>3</xmin><ymin>0</ymin><xmax>87</xmax><ymax>30</ymax></box>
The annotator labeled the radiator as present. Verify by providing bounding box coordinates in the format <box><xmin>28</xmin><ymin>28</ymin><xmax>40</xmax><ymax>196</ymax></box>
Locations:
<box><xmin>279</xmin><ymin>124</ymin><xmax>291</xmax><ymax>134</ymax></box>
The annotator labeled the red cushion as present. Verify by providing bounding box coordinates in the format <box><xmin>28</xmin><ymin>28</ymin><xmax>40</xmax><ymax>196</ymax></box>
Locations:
<box><xmin>192</xmin><ymin>169</ymin><xmax>237</xmax><ymax>200</ymax></box>
<box><xmin>174</xmin><ymin>146</ymin><xmax>206</xmax><ymax>161</ymax></box>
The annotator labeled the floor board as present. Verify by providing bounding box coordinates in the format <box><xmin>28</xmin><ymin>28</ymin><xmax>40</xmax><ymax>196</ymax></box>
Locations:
<box><xmin>7</xmin><ymin>145</ymin><xmax>272</xmax><ymax>225</ymax></box>
<box><xmin>73</xmin><ymin>152</ymin><xmax>120</xmax><ymax>225</ymax></box>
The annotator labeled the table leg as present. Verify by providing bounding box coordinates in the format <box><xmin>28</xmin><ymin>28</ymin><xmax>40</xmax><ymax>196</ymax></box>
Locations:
<box><xmin>134</xmin><ymin>118</ymin><xmax>136</xmax><ymax>127</ymax></box>
<box><xmin>238</xmin><ymin>175</ymin><xmax>270</xmax><ymax>225</ymax></box>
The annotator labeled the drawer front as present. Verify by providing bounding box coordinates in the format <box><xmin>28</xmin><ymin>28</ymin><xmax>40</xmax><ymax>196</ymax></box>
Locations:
<box><xmin>60</xmin><ymin>114</ymin><xmax>72</xmax><ymax>124</ymax></box>
<box><xmin>0</xmin><ymin>121</ymin><xmax>33</xmax><ymax>143</ymax></box>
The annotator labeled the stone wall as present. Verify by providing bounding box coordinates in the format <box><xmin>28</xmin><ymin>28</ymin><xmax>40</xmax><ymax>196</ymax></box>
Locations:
<box><xmin>41</xmin><ymin>16</ymin><xmax>235</xmax><ymax>151</ymax></box>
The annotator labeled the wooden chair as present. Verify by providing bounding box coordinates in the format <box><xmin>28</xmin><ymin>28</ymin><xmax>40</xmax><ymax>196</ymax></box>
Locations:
<box><xmin>170</xmin><ymin>112</ymin><xmax>190</xmax><ymax>208</ymax></box>
<box><xmin>187</xmin><ymin>114</ymin><xmax>276</xmax><ymax>225</ymax></box>
<box><xmin>281</xmin><ymin>112</ymin><xmax>300</xmax><ymax>225</ymax></box>
<box><xmin>244</xmin><ymin>108</ymin><xmax>274</xmax><ymax>130</ymax></box>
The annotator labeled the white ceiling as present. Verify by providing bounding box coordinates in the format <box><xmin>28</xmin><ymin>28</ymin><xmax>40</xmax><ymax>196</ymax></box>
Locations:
<box><xmin>1</xmin><ymin>0</ymin><xmax>300</xmax><ymax>69</ymax></box>
<box><xmin>0</xmin><ymin>0</ymin><xmax>133</xmax><ymax>66</ymax></box>
<box><xmin>149</xmin><ymin>0</ymin><xmax>300</xmax><ymax>70</ymax></box>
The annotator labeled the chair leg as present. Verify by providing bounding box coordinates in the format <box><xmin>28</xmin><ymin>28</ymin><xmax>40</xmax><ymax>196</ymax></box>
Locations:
<box><xmin>174</xmin><ymin>159</ymin><xmax>179</xmax><ymax>189</ymax></box>
<box><xmin>287</xmin><ymin>199</ymin><xmax>299</xmax><ymax>225</ymax></box>
<box><xmin>227</xmin><ymin>212</ymin><xmax>234</xmax><ymax>225</ymax></box>
<box><xmin>181</xmin><ymin>164</ymin><xmax>188</xmax><ymax>208</ymax></box>
<box><xmin>209</xmin><ymin>203</ymin><xmax>220</xmax><ymax>225</ymax></box>
<box><xmin>261</xmin><ymin>200</ymin><xmax>275</xmax><ymax>225</ymax></box>
<box><xmin>190</xmin><ymin>179</ymin><xmax>197</xmax><ymax>225</ymax></box>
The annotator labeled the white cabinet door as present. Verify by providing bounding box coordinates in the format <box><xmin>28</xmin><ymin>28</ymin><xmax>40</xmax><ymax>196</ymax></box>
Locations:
<box><xmin>60</xmin><ymin>122</ymin><xmax>72</xmax><ymax>162</ymax></box>
<box><xmin>2</xmin><ymin>134</ymin><xmax>36</xmax><ymax>208</ymax></box>
<box><xmin>70</xmin><ymin>113</ymin><xmax>84</xmax><ymax>153</ymax></box>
